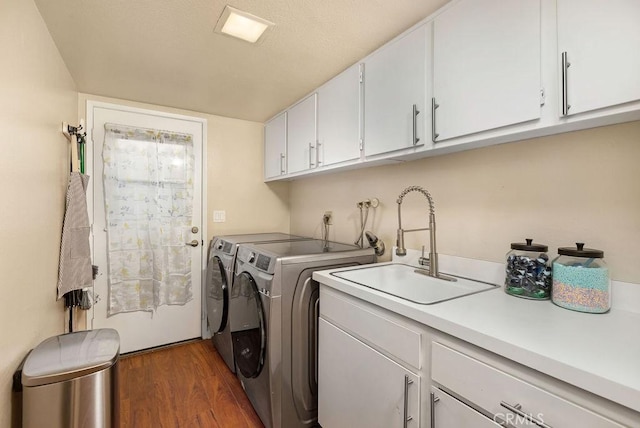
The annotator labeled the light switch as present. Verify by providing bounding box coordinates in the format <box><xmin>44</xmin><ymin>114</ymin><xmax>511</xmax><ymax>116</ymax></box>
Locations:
<box><xmin>213</xmin><ymin>210</ymin><xmax>226</xmax><ymax>223</ymax></box>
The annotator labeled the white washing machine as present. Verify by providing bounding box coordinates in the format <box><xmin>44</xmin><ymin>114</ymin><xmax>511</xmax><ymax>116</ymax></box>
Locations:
<box><xmin>231</xmin><ymin>239</ymin><xmax>375</xmax><ymax>428</ymax></box>
<box><xmin>205</xmin><ymin>233</ymin><xmax>309</xmax><ymax>373</ymax></box>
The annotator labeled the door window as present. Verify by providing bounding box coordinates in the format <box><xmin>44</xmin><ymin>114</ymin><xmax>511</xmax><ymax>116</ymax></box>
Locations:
<box><xmin>231</xmin><ymin>272</ymin><xmax>266</xmax><ymax>378</ymax></box>
<box><xmin>206</xmin><ymin>256</ymin><xmax>228</xmax><ymax>333</ymax></box>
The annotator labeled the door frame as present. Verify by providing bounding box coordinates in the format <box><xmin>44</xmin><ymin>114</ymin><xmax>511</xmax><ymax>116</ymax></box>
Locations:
<box><xmin>85</xmin><ymin>100</ymin><xmax>208</xmax><ymax>338</ymax></box>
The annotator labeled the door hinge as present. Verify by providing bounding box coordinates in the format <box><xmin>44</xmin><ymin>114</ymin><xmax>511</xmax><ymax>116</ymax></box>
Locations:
<box><xmin>540</xmin><ymin>88</ymin><xmax>545</xmax><ymax>106</ymax></box>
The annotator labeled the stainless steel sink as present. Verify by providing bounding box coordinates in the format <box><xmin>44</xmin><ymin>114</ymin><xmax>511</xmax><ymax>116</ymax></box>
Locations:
<box><xmin>331</xmin><ymin>263</ymin><xmax>498</xmax><ymax>304</ymax></box>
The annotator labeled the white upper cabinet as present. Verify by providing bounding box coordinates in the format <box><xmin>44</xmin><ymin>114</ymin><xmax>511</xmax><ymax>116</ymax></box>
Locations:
<box><xmin>287</xmin><ymin>93</ymin><xmax>318</xmax><ymax>174</ymax></box>
<box><xmin>264</xmin><ymin>112</ymin><xmax>287</xmax><ymax>180</ymax></box>
<box><xmin>557</xmin><ymin>0</ymin><xmax>640</xmax><ymax>116</ymax></box>
<box><xmin>363</xmin><ymin>23</ymin><xmax>429</xmax><ymax>157</ymax></box>
<box><xmin>317</xmin><ymin>64</ymin><xmax>362</xmax><ymax>167</ymax></box>
<box><xmin>432</xmin><ymin>0</ymin><xmax>541</xmax><ymax>142</ymax></box>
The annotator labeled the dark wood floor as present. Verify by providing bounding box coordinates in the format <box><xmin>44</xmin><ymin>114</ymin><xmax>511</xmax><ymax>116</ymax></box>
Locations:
<box><xmin>118</xmin><ymin>339</ymin><xmax>264</xmax><ymax>428</ymax></box>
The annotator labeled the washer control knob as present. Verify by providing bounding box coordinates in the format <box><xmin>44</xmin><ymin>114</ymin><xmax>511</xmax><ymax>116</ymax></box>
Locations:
<box><xmin>217</xmin><ymin>242</ymin><xmax>223</xmax><ymax>250</ymax></box>
<box><xmin>248</xmin><ymin>252</ymin><xmax>256</xmax><ymax>263</ymax></box>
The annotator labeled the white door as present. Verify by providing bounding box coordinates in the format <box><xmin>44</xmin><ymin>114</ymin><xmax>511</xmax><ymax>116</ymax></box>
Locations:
<box><xmin>287</xmin><ymin>93</ymin><xmax>318</xmax><ymax>174</ymax></box>
<box><xmin>558</xmin><ymin>0</ymin><xmax>640</xmax><ymax>116</ymax></box>
<box><xmin>318</xmin><ymin>319</ymin><xmax>420</xmax><ymax>428</ymax></box>
<box><xmin>363</xmin><ymin>23</ymin><xmax>428</xmax><ymax>157</ymax></box>
<box><xmin>88</xmin><ymin>102</ymin><xmax>205</xmax><ymax>353</ymax></box>
<box><xmin>433</xmin><ymin>0</ymin><xmax>540</xmax><ymax>141</ymax></box>
<box><xmin>264</xmin><ymin>112</ymin><xmax>287</xmax><ymax>179</ymax></box>
<box><xmin>318</xmin><ymin>64</ymin><xmax>362</xmax><ymax>166</ymax></box>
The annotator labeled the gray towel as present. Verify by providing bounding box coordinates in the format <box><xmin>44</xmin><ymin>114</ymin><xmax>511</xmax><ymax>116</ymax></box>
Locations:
<box><xmin>57</xmin><ymin>172</ymin><xmax>93</xmax><ymax>299</ymax></box>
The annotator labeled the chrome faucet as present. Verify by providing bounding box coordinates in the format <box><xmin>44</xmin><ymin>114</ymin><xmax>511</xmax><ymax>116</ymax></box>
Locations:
<box><xmin>396</xmin><ymin>185</ymin><xmax>443</xmax><ymax>279</ymax></box>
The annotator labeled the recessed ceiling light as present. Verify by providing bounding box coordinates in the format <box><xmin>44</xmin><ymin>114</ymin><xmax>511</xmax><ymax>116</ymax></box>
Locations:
<box><xmin>214</xmin><ymin>6</ymin><xmax>274</xmax><ymax>44</ymax></box>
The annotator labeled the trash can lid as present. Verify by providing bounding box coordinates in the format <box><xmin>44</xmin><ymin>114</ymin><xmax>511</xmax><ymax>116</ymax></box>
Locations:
<box><xmin>22</xmin><ymin>329</ymin><xmax>120</xmax><ymax>387</ymax></box>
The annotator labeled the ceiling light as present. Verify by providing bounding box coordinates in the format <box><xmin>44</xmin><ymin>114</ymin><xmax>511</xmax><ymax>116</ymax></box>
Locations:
<box><xmin>214</xmin><ymin>6</ymin><xmax>274</xmax><ymax>44</ymax></box>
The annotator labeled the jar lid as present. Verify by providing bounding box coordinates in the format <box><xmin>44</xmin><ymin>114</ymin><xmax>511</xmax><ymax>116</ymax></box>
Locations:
<box><xmin>558</xmin><ymin>242</ymin><xmax>604</xmax><ymax>258</ymax></box>
<box><xmin>510</xmin><ymin>238</ymin><xmax>548</xmax><ymax>252</ymax></box>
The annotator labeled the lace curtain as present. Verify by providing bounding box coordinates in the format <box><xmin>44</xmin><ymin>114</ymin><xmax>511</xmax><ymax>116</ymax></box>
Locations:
<box><xmin>103</xmin><ymin>123</ymin><xmax>195</xmax><ymax>316</ymax></box>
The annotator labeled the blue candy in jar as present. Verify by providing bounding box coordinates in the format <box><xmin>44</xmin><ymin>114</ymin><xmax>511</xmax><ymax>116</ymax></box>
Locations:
<box><xmin>505</xmin><ymin>238</ymin><xmax>551</xmax><ymax>300</ymax></box>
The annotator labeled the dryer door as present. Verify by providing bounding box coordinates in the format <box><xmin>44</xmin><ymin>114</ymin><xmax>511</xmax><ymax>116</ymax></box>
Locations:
<box><xmin>205</xmin><ymin>255</ymin><xmax>228</xmax><ymax>333</ymax></box>
<box><xmin>231</xmin><ymin>272</ymin><xmax>267</xmax><ymax>379</ymax></box>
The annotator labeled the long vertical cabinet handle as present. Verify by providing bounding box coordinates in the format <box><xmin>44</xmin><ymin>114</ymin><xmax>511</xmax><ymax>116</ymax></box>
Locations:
<box><xmin>280</xmin><ymin>153</ymin><xmax>286</xmax><ymax>175</ymax></box>
<box><xmin>430</xmin><ymin>392</ymin><xmax>440</xmax><ymax>428</ymax></box>
<box><xmin>412</xmin><ymin>104</ymin><xmax>420</xmax><ymax>145</ymax></box>
<box><xmin>316</xmin><ymin>142</ymin><xmax>322</xmax><ymax>167</ymax></box>
<box><xmin>308</xmin><ymin>142</ymin><xmax>316</xmax><ymax>168</ymax></box>
<box><xmin>314</xmin><ymin>299</ymin><xmax>320</xmax><ymax>384</ymax></box>
<box><xmin>500</xmin><ymin>402</ymin><xmax>553</xmax><ymax>428</ymax></box>
<box><xmin>403</xmin><ymin>375</ymin><xmax>414</xmax><ymax>427</ymax></box>
<box><xmin>561</xmin><ymin>52</ymin><xmax>571</xmax><ymax>116</ymax></box>
<box><xmin>431</xmin><ymin>98</ymin><xmax>440</xmax><ymax>142</ymax></box>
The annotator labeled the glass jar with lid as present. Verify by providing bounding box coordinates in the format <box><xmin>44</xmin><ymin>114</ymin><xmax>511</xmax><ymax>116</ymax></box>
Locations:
<box><xmin>505</xmin><ymin>238</ymin><xmax>552</xmax><ymax>299</ymax></box>
<box><xmin>552</xmin><ymin>243</ymin><xmax>610</xmax><ymax>313</ymax></box>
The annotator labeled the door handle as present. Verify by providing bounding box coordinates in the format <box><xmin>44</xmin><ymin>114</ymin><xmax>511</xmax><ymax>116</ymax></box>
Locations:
<box><xmin>185</xmin><ymin>240</ymin><xmax>199</xmax><ymax>247</ymax></box>
<box><xmin>309</xmin><ymin>142</ymin><xmax>316</xmax><ymax>168</ymax></box>
<box><xmin>316</xmin><ymin>142</ymin><xmax>322</xmax><ymax>167</ymax></box>
<box><xmin>412</xmin><ymin>104</ymin><xmax>420</xmax><ymax>145</ymax></box>
<box><xmin>403</xmin><ymin>375</ymin><xmax>414</xmax><ymax>427</ymax></box>
<box><xmin>431</xmin><ymin>98</ymin><xmax>439</xmax><ymax>142</ymax></box>
<box><xmin>430</xmin><ymin>392</ymin><xmax>440</xmax><ymax>428</ymax></box>
<box><xmin>500</xmin><ymin>402</ymin><xmax>552</xmax><ymax>428</ymax></box>
<box><xmin>561</xmin><ymin>52</ymin><xmax>571</xmax><ymax>116</ymax></box>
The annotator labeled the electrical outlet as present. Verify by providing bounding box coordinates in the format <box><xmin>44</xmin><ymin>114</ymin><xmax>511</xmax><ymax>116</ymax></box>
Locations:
<box><xmin>213</xmin><ymin>210</ymin><xmax>226</xmax><ymax>223</ymax></box>
<box><xmin>323</xmin><ymin>211</ymin><xmax>333</xmax><ymax>225</ymax></box>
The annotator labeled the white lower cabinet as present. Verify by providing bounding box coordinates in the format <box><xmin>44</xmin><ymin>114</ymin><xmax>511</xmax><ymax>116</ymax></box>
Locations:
<box><xmin>317</xmin><ymin>285</ymin><xmax>637</xmax><ymax>428</ymax></box>
<box><xmin>431</xmin><ymin>342</ymin><xmax>625</xmax><ymax>428</ymax></box>
<box><xmin>430</xmin><ymin>387</ymin><xmax>502</xmax><ymax>428</ymax></box>
<box><xmin>318</xmin><ymin>318</ymin><xmax>420</xmax><ymax>428</ymax></box>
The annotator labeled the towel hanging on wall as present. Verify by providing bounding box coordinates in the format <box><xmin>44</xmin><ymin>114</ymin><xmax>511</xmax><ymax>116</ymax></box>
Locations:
<box><xmin>57</xmin><ymin>134</ymin><xmax>93</xmax><ymax>299</ymax></box>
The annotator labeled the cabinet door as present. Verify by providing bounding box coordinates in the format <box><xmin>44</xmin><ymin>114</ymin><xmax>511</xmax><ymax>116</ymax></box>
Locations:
<box><xmin>558</xmin><ymin>0</ymin><xmax>640</xmax><ymax>116</ymax></box>
<box><xmin>318</xmin><ymin>64</ymin><xmax>361</xmax><ymax>166</ymax></box>
<box><xmin>363</xmin><ymin>23</ymin><xmax>428</xmax><ymax>157</ymax></box>
<box><xmin>433</xmin><ymin>0</ymin><xmax>540</xmax><ymax>142</ymax></box>
<box><xmin>287</xmin><ymin>93</ymin><xmax>318</xmax><ymax>174</ymax></box>
<box><xmin>431</xmin><ymin>387</ymin><xmax>503</xmax><ymax>428</ymax></box>
<box><xmin>318</xmin><ymin>318</ymin><xmax>419</xmax><ymax>428</ymax></box>
<box><xmin>264</xmin><ymin>112</ymin><xmax>287</xmax><ymax>179</ymax></box>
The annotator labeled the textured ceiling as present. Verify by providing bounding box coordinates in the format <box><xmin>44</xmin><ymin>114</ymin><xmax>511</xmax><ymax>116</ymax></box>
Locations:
<box><xmin>35</xmin><ymin>0</ymin><xmax>448</xmax><ymax>122</ymax></box>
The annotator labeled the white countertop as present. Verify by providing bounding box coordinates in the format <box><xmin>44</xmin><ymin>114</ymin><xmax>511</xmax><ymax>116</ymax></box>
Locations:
<box><xmin>314</xmin><ymin>260</ymin><xmax>640</xmax><ymax>414</ymax></box>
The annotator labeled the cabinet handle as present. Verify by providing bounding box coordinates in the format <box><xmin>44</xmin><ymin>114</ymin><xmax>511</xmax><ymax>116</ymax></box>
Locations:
<box><xmin>429</xmin><ymin>392</ymin><xmax>440</xmax><ymax>428</ymax></box>
<box><xmin>308</xmin><ymin>142</ymin><xmax>316</xmax><ymax>168</ymax></box>
<box><xmin>561</xmin><ymin>52</ymin><xmax>571</xmax><ymax>116</ymax></box>
<box><xmin>412</xmin><ymin>104</ymin><xmax>420</xmax><ymax>145</ymax></box>
<box><xmin>280</xmin><ymin>153</ymin><xmax>286</xmax><ymax>174</ymax></box>
<box><xmin>500</xmin><ymin>401</ymin><xmax>552</xmax><ymax>428</ymax></box>
<box><xmin>431</xmin><ymin>98</ymin><xmax>440</xmax><ymax>142</ymax></box>
<box><xmin>403</xmin><ymin>375</ymin><xmax>413</xmax><ymax>427</ymax></box>
<box><xmin>316</xmin><ymin>142</ymin><xmax>322</xmax><ymax>166</ymax></box>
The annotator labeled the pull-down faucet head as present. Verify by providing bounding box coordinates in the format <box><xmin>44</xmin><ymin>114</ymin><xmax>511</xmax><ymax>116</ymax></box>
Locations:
<box><xmin>395</xmin><ymin>186</ymin><xmax>439</xmax><ymax>277</ymax></box>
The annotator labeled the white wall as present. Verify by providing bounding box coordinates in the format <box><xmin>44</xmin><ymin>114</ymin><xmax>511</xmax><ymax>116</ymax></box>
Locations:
<box><xmin>290</xmin><ymin>121</ymin><xmax>640</xmax><ymax>284</ymax></box>
<box><xmin>0</xmin><ymin>0</ymin><xmax>78</xmax><ymax>425</ymax></box>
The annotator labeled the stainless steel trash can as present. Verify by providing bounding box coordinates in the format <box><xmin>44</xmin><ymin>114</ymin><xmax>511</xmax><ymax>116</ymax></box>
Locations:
<box><xmin>22</xmin><ymin>328</ymin><xmax>120</xmax><ymax>428</ymax></box>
